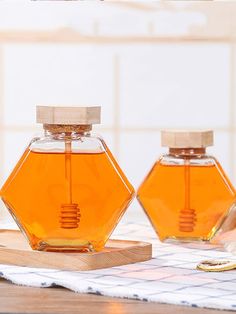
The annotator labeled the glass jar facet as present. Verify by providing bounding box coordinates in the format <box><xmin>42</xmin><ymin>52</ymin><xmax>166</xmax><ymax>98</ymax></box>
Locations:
<box><xmin>1</xmin><ymin>132</ymin><xmax>135</xmax><ymax>252</ymax></box>
<box><xmin>137</xmin><ymin>150</ymin><xmax>236</xmax><ymax>242</ymax></box>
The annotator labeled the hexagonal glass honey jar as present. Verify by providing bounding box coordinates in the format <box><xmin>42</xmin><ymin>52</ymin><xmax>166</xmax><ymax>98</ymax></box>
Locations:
<box><xmin>0</xmin><ymin>106</ymin><xmax>135</xmax><ymax>252</ymax></box>
<box><xmin>137</xmin><ymin>130</ymin><xmax>236</xmax><ymax>242</ymax></box>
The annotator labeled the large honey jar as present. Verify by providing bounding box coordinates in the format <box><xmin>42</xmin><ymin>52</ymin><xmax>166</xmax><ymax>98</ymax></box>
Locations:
<box><xmin>1</xmin><ymin>106</ymin><xmax>135</xmax><ymax>252</ymax></box>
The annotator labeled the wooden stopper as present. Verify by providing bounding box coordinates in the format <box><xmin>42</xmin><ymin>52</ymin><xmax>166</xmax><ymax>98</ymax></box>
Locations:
<box><xmin>36</xmin><ymin>106</ymin><xmax>101</xmax><ymax>125</ymax></box>
<box><xmin>161</xmin><ymin>129</ymin><xmax>214</xmax><ymax>148</ymax></box>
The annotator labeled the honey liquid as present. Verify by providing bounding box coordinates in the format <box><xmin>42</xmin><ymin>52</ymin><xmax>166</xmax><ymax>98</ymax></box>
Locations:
<box><xmin>1</xmin><ymin>149</ymin><xmax>134</xmax><ymax>251</ymax></box>
<box><xmin>138</xmin><ymin>161</ymin><xmax>235</xmax><ymax>241</ymax></box>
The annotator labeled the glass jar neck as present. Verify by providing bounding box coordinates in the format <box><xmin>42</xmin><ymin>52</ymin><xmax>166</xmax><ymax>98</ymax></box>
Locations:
<box><xmin>43</xmin><ymin>124</ymin><xmax>92</xmax><ymax>139</ymax></box>
<box><xmin>168</xmin><ymin>147</ymin><xmax>206</xmax><ymax>157</ymax></box>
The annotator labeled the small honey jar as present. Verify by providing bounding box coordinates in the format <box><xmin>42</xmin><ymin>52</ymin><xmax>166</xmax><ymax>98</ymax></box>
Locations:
<box><xmin>1</xmin><ymin>106</ymin><xmax>135</xmax><ymax>252</ymax></box>
<box><xmin>137</xmin><ymin>129</ymin><xmax>236</xmax><ymax>242</ymax></box>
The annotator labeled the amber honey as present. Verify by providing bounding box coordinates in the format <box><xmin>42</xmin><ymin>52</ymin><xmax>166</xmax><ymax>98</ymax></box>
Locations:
<box><xmin>138</xmin><ymin>160</ymin><xmax>235</xmax><ymax>241</ymax></box>
<box><xmin>137</xmin><ymin>129</ymin><xmax>236</xmax><ymax>242</ymax></box>
<box><xmin>0</xmin><ymin>106</ymin><xmax>135</xmax><ymax>252</ymax></box>
<box><xmin>1</xmin><ymin>148</ymin><xmax>134</xmax><ymax>251</ymax></box>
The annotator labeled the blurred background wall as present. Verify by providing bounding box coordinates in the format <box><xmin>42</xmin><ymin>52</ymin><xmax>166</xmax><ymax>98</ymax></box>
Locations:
<box><xmin>0</xmin><ymin>1</ymin><xmax>235</xmax><ymax>223</ymax></box>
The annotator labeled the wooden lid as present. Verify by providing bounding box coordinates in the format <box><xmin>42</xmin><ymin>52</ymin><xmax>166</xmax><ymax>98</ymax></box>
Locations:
<box><xmin>36</xmin><ymin>106</ymin><xmax>101</xmax><ymax>125</ymax></box>
<box><xmin>161</xmin><ymin>129</ymin><xmax>214</xmax><ymax>148</ymax></box>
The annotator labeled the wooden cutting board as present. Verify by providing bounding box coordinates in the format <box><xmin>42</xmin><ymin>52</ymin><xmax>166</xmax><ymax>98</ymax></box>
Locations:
<box><xmin>0</xmin><ymin>230</ymin><xmax>152</xmax><ymax>271</ymax></box>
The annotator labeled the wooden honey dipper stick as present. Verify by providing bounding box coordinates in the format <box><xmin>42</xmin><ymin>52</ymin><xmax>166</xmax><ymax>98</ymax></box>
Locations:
<box><xmin>179</xmin><ymin>158</ymin><xmax>197</xmax><ymax>233</ymax></box>
<box><xmin>60</xmin><ymin>137</ymin><xmax>80</xmax><ymax>229</ymax></box>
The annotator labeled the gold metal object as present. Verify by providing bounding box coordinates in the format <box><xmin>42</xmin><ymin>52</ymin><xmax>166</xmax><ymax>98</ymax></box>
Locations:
<box><xmin>197</xmin><ymin>259</ymin><xmax>236</xmax><ymax>272</ymax></box>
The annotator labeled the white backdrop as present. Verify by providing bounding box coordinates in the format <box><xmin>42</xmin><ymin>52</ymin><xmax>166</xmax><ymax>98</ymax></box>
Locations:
<box><xmin>0</xmin><ymin>1</ymin><xmax>235</xmax><ymax>223</ymax></box>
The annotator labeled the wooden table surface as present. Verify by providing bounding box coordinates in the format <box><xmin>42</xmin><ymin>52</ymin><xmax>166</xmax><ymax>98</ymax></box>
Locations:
<box><xmin>0</xmin><ymin>278</ymin><xmax>232</xmax><ymax>314</ymax></box>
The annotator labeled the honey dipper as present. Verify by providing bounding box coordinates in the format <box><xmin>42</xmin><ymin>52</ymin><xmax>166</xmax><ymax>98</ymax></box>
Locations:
<box><xmin>60</xmin><ymin>136</ymin><xmax>80</xmax><ymax>229</ymax></box>
<box><xmin>179</xmin><ymin>158</ymin><xmax>197</xmax><ymax>232</ymax></box>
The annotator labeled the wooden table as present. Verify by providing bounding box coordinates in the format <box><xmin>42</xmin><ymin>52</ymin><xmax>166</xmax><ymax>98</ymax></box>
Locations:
<box><xmin>0</xmin><ymin>278</ymin><xmax>232</xmax><ymax>314</ymax></box>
